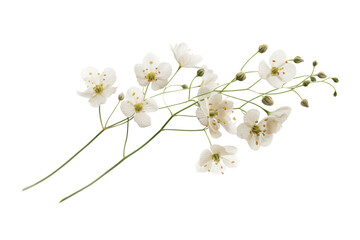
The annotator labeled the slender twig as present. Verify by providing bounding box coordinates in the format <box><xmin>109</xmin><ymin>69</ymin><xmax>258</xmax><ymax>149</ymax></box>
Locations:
<box><xmin>123</xmin><ymin>119</ymin><xmax>130</xmax><ymax>157</ymax></box>
<box><xmin>99</xmin><ymin>106</ymin><xmax>104</xmax><ymax>129</ymax></box>
<box><xmin>105</xmin><ymin>100</ymin><xmax>121</xmax><ymax>128</ymax></box>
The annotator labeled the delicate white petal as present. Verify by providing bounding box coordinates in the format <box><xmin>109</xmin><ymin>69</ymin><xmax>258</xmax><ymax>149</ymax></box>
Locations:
<box><xmin>81</xmin><ymin>67</ymin><xmax>100</xmax><ymax>82</ymax></box>
<box><xmin>221</xmin><ymin>155</ymin><xmax>238</xmax><ymax>168</ymax></box>
<box><xmin>258</xmin><ymin>60</ymin><xmax>270</xmax><ymax>80</ymax></box>
<box><xmin>77</xmin><ymin>88</ymin><xmax>94</xmax><ymax>98</ymax></box>
<box><xmin>248</xmin><ymin>134</ymin><xmax>260</xmax><ymax>151</ymax></box>
<box><xmin>151</xmin><ymin>78</ymin><xmax>167</xmax><ymax>91</ymax></box>
<box><xmin>244</xmin><ymin>109</ymin><xmax>259</xmax><ymax>124</ymax></box>
<box><xmin>208</xmin><ymin>120</ymin><xmax>221</xmax><ymax>138</ymax></box>
<box><xmin>266</xmin><ymin>118</ymin><xmax>281</xmax><ymax>134</ymax></box>
<box><xmin>271</xmin><ymin>106</ymin><xmax>291</xmax><ymax>123</ymax></box>
<box><xmin>237</xmin><ymin>123</ymin><xmax>251</xmax><ymax>139</ymax></box>
<box><xmin>134</xmin><ymin>64</ymin><xmax>149</xmax><ymax>87</ymax></box>
<box><xmin>120</xmin><ymin>101</ymin><xmax>135</xmax><ymax>117</ymax></box>
<box><xmin>260</xmin><ymin>133</ymin><xmax>273</xmax><ymax>147</ymax></box>
<box><xmin>210</xmin><ymin>144</ymin><xmax>224</xmax><ymax>154</ymax></box>
<box><xmin>143</xmin><ymin>98</ymin><xmax>158</xmax><ymax>112</ymax></box>
<box><xmin>142</xmin><ymin>53</ymin><xmax>159</xmax><ymax>70</ymax></box>
<box><xmin>266</xmin><ymin>75</ymin><xmax>284</xmax><ymax>88</ymax></box>
<box><xmin>102</xmin><ymin>86</ymin><xmax>117</xmax><ymax>98</ymax></box>
<box><xmin>171</xmin><ymin>42</ymin><xmax>202</xmax><ymax>68</ymax></box>
<box><xmin>157</xmin><ymin>62</ymin><xmax>172</xmax><ymax>80</ymax></box>
<box><xmin>89</xmin><ymin>94</ymin><xmax>107</xmax><ymax>108</ymax></box>
<box><xmin>134</xmin><ymin>112</ymin><xmax>151</xmax><ymax>128</ymax></box>
<box><xmin>197</xmin><ymin>86</ymin><xmax>212</xmax><ymax>100</ymax></box>
<box><xmin>199</xmin><ymin>149</ymin><xmax>212</xmax><ymax>167</ymax></box>
<box><xmin>278</xmin><ymin>62</ymin><xmax>296</xmax><ymax>82</ymax></box>
<box><xmin>126</xmin><ymin>87</ymin><xmax>143</xmax><ymax>103</ymax></box>
<box><xmin>196</xmin><ymin>107</ymin><xmax>209</xmax><ymax>126</ymax></box>
<box><xmin>100</xmin><ymin>68</ymin><xmax>116</xmax><ymax>87</ymax></box>
<box><xmin>269</xmin><ymin>50</ymin><xmax>286</xmax><ymax>67</ymax></box>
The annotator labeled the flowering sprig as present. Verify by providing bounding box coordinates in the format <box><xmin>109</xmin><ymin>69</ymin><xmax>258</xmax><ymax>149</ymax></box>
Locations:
<box><xmin>23</xmin><ymin>43</ymin><xmax>339</xmax><ymax>202</ymax></box>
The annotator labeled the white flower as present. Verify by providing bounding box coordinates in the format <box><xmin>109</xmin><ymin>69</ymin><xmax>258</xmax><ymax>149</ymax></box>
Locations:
<box><xmin>120</xmin><ymin>87</ymin><xmax>158</xmax><ymax>128</ymax></box>
<box><xmin>266</xmin><ymin>106</ymin><xmax>291</xmax><ymax>134</ymax></box>
<box><xmin>258</xmin><ymin>50</ymin><xmax>296</xmax><ymax>88</ymax></box>
<box><xmin>171</xmin><ymin>43</ymin><xmax>202</xmax><ymax>68</ymax></box>
<box><xmin>236</xmin><ymin>109</ymin><xmax>273</xmax><ymax>150</ymax></box>
<box><xmin>196</xmin><ymin>93</ymin><xmax>236</xmax><ymax>138</ymax></box>
<box><xmin>198</xmin><ymin>144</ymin><xmax>238</xmax><ymax>174</ymax></box>
<box><xmin>237</xmin><ymin>107</ymin><xmax>291</xmax><ymax>150</ymax></box>
<box><xmin>78</xmin><ymin>67</ymin><xmax>117</xmax><ymax>107</ymax></box>
<box><xmin>197</xmin><ymin>68</ymin><xmax>218</xmax><ymax>100</ymax></box>
<box><xmin>134</xmin><ymin>53</ymin><xmax>172</xmax><ymax>91</ymax></box>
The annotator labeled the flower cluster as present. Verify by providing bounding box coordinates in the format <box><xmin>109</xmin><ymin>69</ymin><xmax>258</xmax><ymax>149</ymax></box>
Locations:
<box><xmin>25</xmin><ymin>42</ymin><xmax>339</xmax><ymax>202</ymax></box>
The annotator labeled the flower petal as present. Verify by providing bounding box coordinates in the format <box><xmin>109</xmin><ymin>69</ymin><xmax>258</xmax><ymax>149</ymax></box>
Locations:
<box><xmin>134</xmin><ymin>64</ymin><xmax>148</xmax><ymax>87</ymax></box>
<box><xmin>120</xmin><ymin>101</ymin><xmax>135</xmax><ymax>117</ymax></box>
<box><xmin>269</xmin><ymin>50</ymin><xmax>286</xmax><ymax>67</ymax></box>
<box><xmin>102</xmin><ymin>86</ymin><xmax>117</xmax><ymax>98</ymax></box>
<box><xmin>248</xmin><ymin>134</ymin><xmax>260</xmax><ymax>151</ymax></box>
<box><xmin>126</xmin><ymin>87</ymin><xmax>143</xmax><ymax>103</ymax></box>
<box><xmin>237</xmin><ymin>123</ymin><xmax>251</xmax><ymax>139</ymax></box>
<box><xmin>142</xmin><ymin>53</ymin><xmax>159</xmax><ymax>70</ymax></box>
<box><xmin>89</xmin><ymin>94</ymin><xmax>107</xmax><ymax>108</ymax></box>
<box><xmin>143</xmin><ymin>98</ymin><xmax>158</xmax><ymax>112</ymax></box>
<box><xmin>221</xmin><ymin>155</ymin><xmax>238</xmax><ymax>168</ymax></box>
<box><xmin>258</xmin><ymin>60</ymin><xmax>270</xmax><ymax>80</ymax></box>
<box><xmin>81</xmin><ymin>66</ymin><xmax>100</xmax><ymax>85</ymax></box>
<box><xmin>199</xmin><ymin>149</ymin><xmax>212</xmax><ymax>167</ymax></box>
<box><xmin>244</xmin><ymin>109</ymin><xmax>259</xmax><ymax>124</ymax></box>
<box><xmin>278</xmin><ymin>62</ymin><xmax>296</xmax><ymax>82</ymax></box>
<box><xmin>157</xmin><ymin>62</ymin><xmax>172</xmax><ymax>80</ymax></box>
<box><xmin>151</xmin><ymin>78</ymin><xmax>167</xmax><ymax>91</ymax></box>
<box><xmin>100</xmin><ymin>68</ymin><xmax>116</xmax><ymax>87</ymax></box>
<box><xmin>134</xmin><ymin>112</ymin><xmax>151</xmax><ymax>128</ymax></box>
<box><xmin>266</xmin><ymin>75</ymin><xmax>284</xmax><ymax>88</ymax></box>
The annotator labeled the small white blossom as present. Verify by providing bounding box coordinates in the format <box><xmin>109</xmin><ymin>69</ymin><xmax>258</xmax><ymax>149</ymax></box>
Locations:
<box><xmin>134</xmin><ymin>53</ymin><xmax>172</xmax><ymax>91</ymax></box>
<box><xmin>78</xmin><ymin>67</ymin><xmax>117</xmax><ymax>107</ymax></box>
<box><xmin>196</xmin><ymin>93</ymin><xmax>236</xmax><ymax>138</ymax></box>
<box><xmin>198</xmin><ymin>144</ymin><xmax>238</xmax><ymax>174</ymax></box>
<box><xmin>171</xmin><ymin>43</ymin><xmax>202</xmax><ymax>68</ymax></box>
<box><xmin>258</xmin><ymin>50</ymin><xmax>296</xmax><ymax>88</ymax></box>
<box><xmin>120</xmin><ymin>87</ymin><xmax>158</xmax><ymax>128</ymax></box>
<box><xmin>237</xmin><ymin>107</ymin><xmax>291</xmax><ymax>150</ymax></box>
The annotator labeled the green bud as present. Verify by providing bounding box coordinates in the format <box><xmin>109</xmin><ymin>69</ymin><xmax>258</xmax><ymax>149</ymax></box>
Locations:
<box><xmin>333</xmin><ymin>91</ymin><xmax>337</xmax><ymax>97</ymax></box>
<box><xmin>332</xmin><ymin>77</ymin><xmax>339</xmax><ymax>83</ymax></box>
<box><xmin>258</xmin><ymin>44</ymin><xmax>268</xmax><ymax>54</ymax></box>
<box><xmin>181</xmin><ymin>84</ymin><xmax>189</xmax><ymax>89</ymax></box>
<box><xmin>197</xmin><ymin>68</ymin><xmax>205</xmax><ymax>77</ymax></box>
<box><xmin>262</xmin><ymin>96</ymin><xmax>274</xmax><ymax>106</ymax></box>
<box><xmin>301</xmin><ymin>99</ymin><xmax>309</xmax><ymax>108</ymax></box>
<box><xmin>310</xmin><ymin>76</ymin><xmax>316</xmax><ymax>82</ymax></box>
<box><xmin>312</xmin><ymin>60</ymin><xmax>318</xmax><ymax>67</ymax></box>
<box><xmin>317</xmin><ymin>72</ymin><xmax>327</xmax><ymax>78</ymax></box>
<box><xmin>118</xmin><ymin>92</ymin><xmax>124</xmax><ymax>101</ymax></box>
<box><xmin>303</xmin><ymin>80</ymin><xmax>310</xmax><ymax>87</ymax></box>
<box><xmin>293</xmin><ymin>56</ymin><xmax>304</xmax><ymax>63</ymax></box>
<box><xmin>235</xmin><ymin>72</ymin><xmax>246</xmax><ymax>81</ymax></box>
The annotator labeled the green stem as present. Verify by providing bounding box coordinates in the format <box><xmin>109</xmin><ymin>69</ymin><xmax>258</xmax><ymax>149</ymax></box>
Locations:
<box><xmin>123</xmin><ymin>119</ymin><xmax>130</xmax><ymax>157</ymax></box>
<box><xmin>99</xmin><ymin>106</ymin><xmax>104</xmax><ymax>129</ymax></box>
<box><xmin>23</xmin><ymin>129</ymin><xmax>106</xmax><ymax>191</ymax></box>
<box><xmin>203</xmin><ymin>129</ymin><xmax>212</xmax><ymax>146</ymax></box>
<box><xmin>222</xmin><ymin>93</ymin><xmax>269</xmax><ymax>114</ymax></box>
<box><xmin>247</xmin><ymin>78</ymin><xmax>262</xmax><ymax>89</ymax></box>
<box><xmin>241</xmin><ymin>51</ymin><xmax>259</xmax><ymax>71</ymax></box>
<box><xmin>188</xmin><ymin>75</ymin><xmax>198</xmax><ymax>100</ymax></box>
<box><xmin>59</xmin><ymin>102</ymin><xmax>196</xmax><ymax>203</ymax></box>
<box><xmin>162</xmin><ymin>128</ymin><xmax>206</xmax><ymax>132</ymax></box>
<box><xmin>105</xmin><ymin>100</ymin><xmax>121</xmax><ymax>128</ymax></box>
<box><xmin>143</xmin><ymin>83</ymin><xmax>150</xmax><ymax>100</ymax></box>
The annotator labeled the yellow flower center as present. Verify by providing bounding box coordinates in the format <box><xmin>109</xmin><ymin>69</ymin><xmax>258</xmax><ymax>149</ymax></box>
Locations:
<box><xmin>209</xmin><ymin>111</ymin><xmax>218</xmax><ymax>118</ymax></box>
<box><xmin>134</xmin><ymin>103</ymin><xmax>143</xmax><ymax>113</ymax></box>
<box><xmin>251</xmin><ymin>124</ymin><xmax>261</xmax><ymax>136</ymax></box>
<box><xmin>146</xmin><ymin>72</ymin><xmax>157</xmax><ymax>82</ymax></box>
<box><xmin>212</xmin><ymin>153</ymin><xmax>220</xmax><ymax>164</ymax></box>
<box><xmin>93</xmin><ymin>85</ymin><xmax>104</xmax><ymax>94</ymax></box>
<box><xmin>271</xmin><ymin>67</ymin><xmax>279</xmax><ymax>76</ymax></box>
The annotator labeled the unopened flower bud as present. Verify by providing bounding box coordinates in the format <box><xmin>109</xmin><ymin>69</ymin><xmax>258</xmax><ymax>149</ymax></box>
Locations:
<box><xmin>293</xmin><ymin>56</ymin><xmax>304</xmax><ymax>63</ymax></box>
<box><xmin>197</xmin><ymin>68</ymin><xmax>205</xmax><ymax>77</ymax></box>
<box><xmin>181</xmin><ymin>84</ymin><xmax>189</xmax><ymax>89</ymax></box>
<box><xmin>301</xmin><ymin>99</ymin><xmax>309</xmax><ymax>108</ymax></box>
<box><xmin>258</xmin><ymin>44</ymin><xmax>268</xmax><ymax>53</ymax></box>
<box><xmin>332</xmin><ymin>77</ymin><xmax>339</xmax><ymax>83</ymax></box>
<box><xmin>118</xmin><ymin>93</ymin><xmax>124</xmax><ymax>101</ymax></box>
<box><xmin>262</xmin><ymin>96</ymin><xmax>274</xmax><ymax>106</ymax></box>
<box><xmin>312</xmin><ymin>60</ymin><xmax>318</xmax><ymax>67</ymax></box>
<box><xmin>303</xmin><ymin>80</ymin><xmax>310</xmax><ymax>87</ymax></box>
<box><xmin>235</xmin><ymin>72</ymin><xmax>246</xmax><ymax>81</ymax></box>
<box><xmin>310</xmin><ymin>76</ymin><xmax>316</xmax><ymax>82</ymax></box>
<box><xmin>317</xmin><ymin>72</ymin><xmax>327</xmax><ymax>78</ymax></box>
<box><xmin>333</xmin><ymin>91</ymin><xmax>337</xmax><ymax>97</ymax></box>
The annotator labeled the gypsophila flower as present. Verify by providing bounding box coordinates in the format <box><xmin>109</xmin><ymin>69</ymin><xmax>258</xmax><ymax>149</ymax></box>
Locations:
<box><xmin>171</xmin><ymin>43</ymin><xmax>202</xmax><ymax>68</ymax></box>
<box><xmin>196</xmin><ymin>93</ymin><xmax>236</xmax><ymax>138</ymax></box>
<box><xmin>134</xmin><ymin>53</ymin><xmax>172</xmax><ymax>91</ymax></box>
<box><xmin>237</xmin><ymin>109</ymin><xmax>273</xmax><ymax>150</ymax></box>
<box><xmin>258</xmin><ymin>50</ymin><xmax>296</xmax><ymax>88</ymax></box>
<box><xmin>198</xmin><ymin>144</ymin><xmax>238</xmax><ymax>174</ymax></box>
<box><xmin>120</xmin><ymin>87</ymin><xmax>158</xmax><ymax>128</ymax></box>
<box><xmin>78</xmin><ymin>67</ymin><xmax>117</xmax><ymax>107</ymax></box>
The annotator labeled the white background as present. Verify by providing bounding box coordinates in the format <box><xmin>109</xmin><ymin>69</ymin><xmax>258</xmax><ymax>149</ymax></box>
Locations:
<box><xmin>1</xmin><ymin>0</ymin><xmax>359</xmax><ymax>239</ymax></box>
